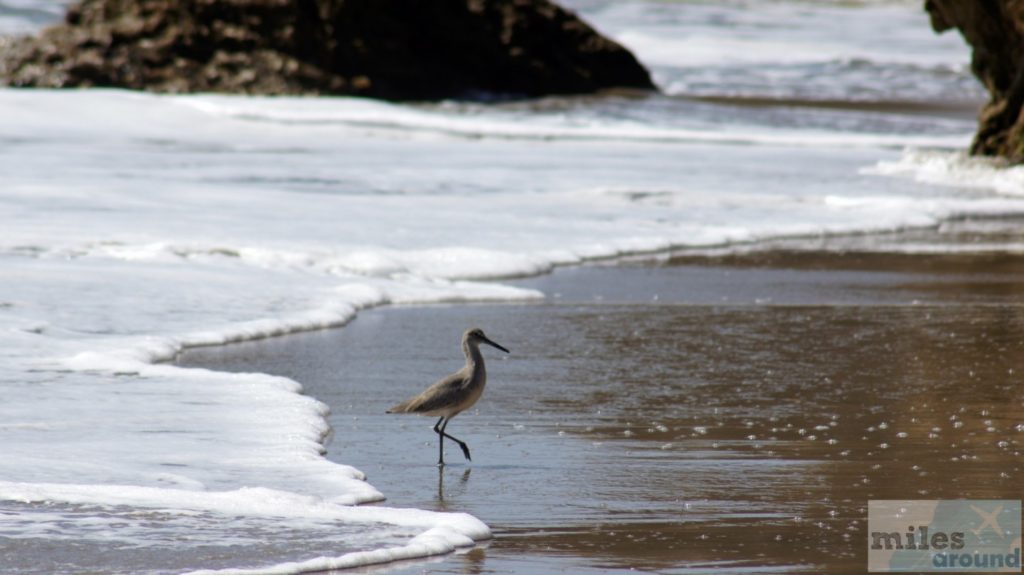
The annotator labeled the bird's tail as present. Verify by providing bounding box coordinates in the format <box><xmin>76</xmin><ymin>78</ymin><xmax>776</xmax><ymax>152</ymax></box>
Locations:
<box><xmin>385</xmin><ymin>400</ymin><xmax>413</xmax><ymax>414</ymax></box>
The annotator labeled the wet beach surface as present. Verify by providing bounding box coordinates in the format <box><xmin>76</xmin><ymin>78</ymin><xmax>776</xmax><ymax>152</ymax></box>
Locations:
<box><xmin>178</xmin><ymin>222</ymin><xmax>1024</xmax><ymax>574</ymax></box>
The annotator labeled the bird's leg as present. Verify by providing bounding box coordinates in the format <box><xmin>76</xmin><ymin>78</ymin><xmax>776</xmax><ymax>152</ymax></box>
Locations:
<box><xmin>433</xmin><ymin>417</ymin><xmax>446</xmax><ymax>466</ymax></box>
<box><xmin>438</xmin><ymin>418</ymin><xmax>472</xmax><ymax>462</ymax></box>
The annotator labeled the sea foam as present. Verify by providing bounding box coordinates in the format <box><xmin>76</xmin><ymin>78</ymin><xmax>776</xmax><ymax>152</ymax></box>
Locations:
<box><xmin>870</xmin><ymin>148</ymin><xmax>1024</xmax><ymax>197</ymax></box>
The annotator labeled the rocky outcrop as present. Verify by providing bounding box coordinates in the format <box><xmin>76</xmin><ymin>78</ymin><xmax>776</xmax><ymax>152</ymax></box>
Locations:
<box><xmin>926</xmin><ymin>0</ymin><xmax>1024</xmax><ymax>161</ymax></box>
<box><xmin>0</xmin><ymin>0</ymin><xmax>654</xmax><ymax>101</ymax></box>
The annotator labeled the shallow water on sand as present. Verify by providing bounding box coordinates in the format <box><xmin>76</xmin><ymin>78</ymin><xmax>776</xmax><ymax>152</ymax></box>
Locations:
<box><xmin>180</xmin><ymin>243</ymin><xmax>1024</xmax><ymax>574</ymax></box>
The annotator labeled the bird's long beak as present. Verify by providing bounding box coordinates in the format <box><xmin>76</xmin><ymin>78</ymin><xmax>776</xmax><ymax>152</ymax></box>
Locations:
<box><xmin>483</xmin><ymin>337</ymin><xmax>510</xmax><ymax>353</ymax></box>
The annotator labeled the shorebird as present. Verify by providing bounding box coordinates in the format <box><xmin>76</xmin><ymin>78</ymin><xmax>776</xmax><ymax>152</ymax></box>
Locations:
<box><xmin>387</xmin><ymin>328</ymin><xmax>509</xmax><ymax>466</ymax></box>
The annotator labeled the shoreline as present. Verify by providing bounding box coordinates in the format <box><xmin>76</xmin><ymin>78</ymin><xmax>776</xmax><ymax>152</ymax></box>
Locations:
<box><xmin>170</xmin><ymin>214</ymin><xmax>1024</xmax><ymax>362</ymax></box>
<box><xmin>178</xmin><ymin>228</ymin><xmax>1024</xmax><ymax>574</ymax></box>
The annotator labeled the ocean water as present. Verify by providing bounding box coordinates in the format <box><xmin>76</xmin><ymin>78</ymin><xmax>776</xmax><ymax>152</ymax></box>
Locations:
<box><xmin>0</xmin><ymin>0</ymin><xmax>1021</xmax><ymax>573</ymax></box>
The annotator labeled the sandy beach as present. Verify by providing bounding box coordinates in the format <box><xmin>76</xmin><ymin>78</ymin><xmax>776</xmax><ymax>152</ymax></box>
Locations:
<box><xmin>178</xmin><ymin>222</ymin><xmax>1024</xmax><ymax>574</ymax></box>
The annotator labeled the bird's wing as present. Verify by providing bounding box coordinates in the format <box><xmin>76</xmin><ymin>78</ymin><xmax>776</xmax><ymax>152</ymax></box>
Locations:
<box><xmin>387</xmin><ymin>370</ymin><xmax>470</xmax><ymax>414</ymax></box>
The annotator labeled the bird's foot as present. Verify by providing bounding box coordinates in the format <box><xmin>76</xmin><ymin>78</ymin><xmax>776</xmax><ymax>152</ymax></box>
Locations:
<box><xmin>458</xmin><ymin>442</ymin><xmax>472</xmax><ymax>462</ymax></box>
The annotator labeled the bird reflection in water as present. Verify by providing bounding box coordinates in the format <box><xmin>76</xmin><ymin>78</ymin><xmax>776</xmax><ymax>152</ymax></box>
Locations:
<box><xmin>436</xmin><ymin>467</ymin><xmax>473</xmax><ymax>508</ymax></box>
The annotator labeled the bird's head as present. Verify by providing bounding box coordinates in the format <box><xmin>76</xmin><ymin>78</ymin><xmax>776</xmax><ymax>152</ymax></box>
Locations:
<box><xmin>464</xmin><ymin>327</ymin><xmax>510</xmax><ymax>353</ymax></box>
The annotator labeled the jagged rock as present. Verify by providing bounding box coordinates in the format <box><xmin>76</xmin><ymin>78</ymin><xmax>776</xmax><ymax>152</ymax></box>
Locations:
<box><xmin>926</xmin><ymin>0</ymin><xmax>1024</xmax><ymax>161</ymax></box>
<box><xmin>0</xmin><ymin>0</ymin><xmax>655</xmax><ymax>100</ymax></box>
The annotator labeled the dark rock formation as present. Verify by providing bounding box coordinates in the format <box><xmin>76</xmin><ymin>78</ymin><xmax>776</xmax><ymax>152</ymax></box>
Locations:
<box><xmin>0</xmin><ymin>0</ymin><xmax>655</xmax><ymax>101</ymax></box>
<box><xmin>926</xmin><ymin>0</ymin><xmax>1024</xmax><ymax>161</ymax></box>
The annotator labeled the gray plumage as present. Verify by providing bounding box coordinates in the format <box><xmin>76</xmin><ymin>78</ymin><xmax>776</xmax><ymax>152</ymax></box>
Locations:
<box><xmin>387</xmin><ymin>327</ymin><xmax>509</xmax><ymax>465</ymax></box>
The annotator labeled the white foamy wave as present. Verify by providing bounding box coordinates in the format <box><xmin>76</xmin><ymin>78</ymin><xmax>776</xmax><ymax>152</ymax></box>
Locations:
<box><xmin>183</xmin><ymin>525</ymin><xmax>478</xmax><ymax>575</ymax></box>
<box><xmin>0</xmin><ymin>481</ymin><xmax>488</xmax><ymax>575</ymax></box>
<box><xmin>178</xmin><ymin>94</ymin><xmax>969</xmax><ymax>150</ymax></box>
<box><xmin>612</xmin><ymin>27</ymin><xmax>967</xmax><ymax>73</ymax></box>
<box><xmin>81</xmin><ymin>240</ymin><xmax>559</xmax><ymax>284</ymax></box>
<box><xmin>580</xmin><ymin>0</ymin><xmax>971</xmax><ymax>70</ymax></box>
<box><xmin>568</xmin><ymin>0</ymin><xmax>981</xmax><ymax>106</ymax></box>
<box><xmin>869</xmin><ymin>149</ymin><xmax>1024</xmax><ymax>196</ymax></box>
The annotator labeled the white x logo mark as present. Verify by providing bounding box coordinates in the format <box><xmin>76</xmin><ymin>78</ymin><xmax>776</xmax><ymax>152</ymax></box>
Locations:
<box><xmin>970</xmin><ymin>504</ymin><xmax>1005</xmax><ymax>538</ymax></box>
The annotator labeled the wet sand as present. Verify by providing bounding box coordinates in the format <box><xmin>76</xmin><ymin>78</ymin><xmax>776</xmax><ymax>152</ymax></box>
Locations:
<box><xmin>178</xmin><ymin>222</ymin><xmax>1024</xmax><ymax>574</ymax></box>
